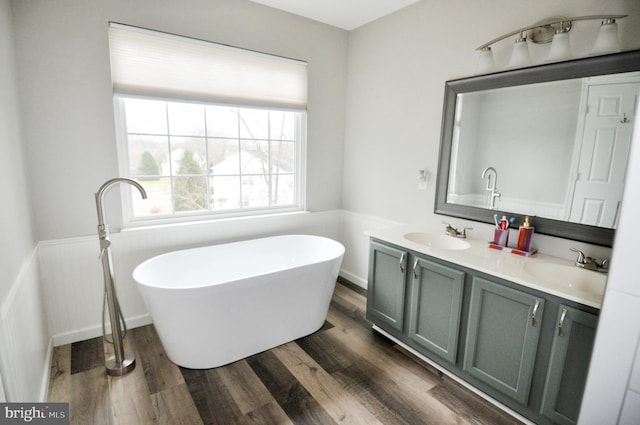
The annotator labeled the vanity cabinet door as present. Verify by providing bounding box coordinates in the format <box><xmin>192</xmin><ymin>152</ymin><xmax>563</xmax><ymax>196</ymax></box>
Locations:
<box><xmin>463</xmin><ymin>277</ymin><xmax>544</xmax><ymax>405</ymax></box>
<box><xmin>540</xmin><ymin>305</ymin><xmax>598</xmax><ymax>425</ymax></box>
<box><xmin>366</xmin><ymin>241</ymin><xmax>408</xmax><ymax>333</ymax></box>
<box><xmin>408</xmin><ymin>256</ymin><xmax>465</xmax><ymax>364</ymax></box>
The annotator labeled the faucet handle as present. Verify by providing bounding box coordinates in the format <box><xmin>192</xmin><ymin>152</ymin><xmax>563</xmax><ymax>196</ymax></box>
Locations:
<box><xmin>570</xmin><ymin>247</ymin><xmax>586</xmax><ymax>263</ymax></box>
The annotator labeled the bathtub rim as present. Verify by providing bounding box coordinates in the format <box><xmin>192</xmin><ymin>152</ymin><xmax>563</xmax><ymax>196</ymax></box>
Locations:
<box><xmin>132</xmin><ymin>234</ymin><xmax>345</xmax><ymax>290</ymax></box>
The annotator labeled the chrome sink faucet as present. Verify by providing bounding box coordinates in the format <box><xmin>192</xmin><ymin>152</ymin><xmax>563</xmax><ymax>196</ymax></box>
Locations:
<box><xmin>481</xmin><ymin>166</ymin><xmax>501</xmax><ymax>210</ymax></box>
<box><xmin>443</xmin><ymin>222</ymin><xmax>472</xmax><ymax>238</ymax></box>
<box><xmin>570</xmin><ymin>248</ymin><xmax>609</xmax><ymax>273</ymax></box>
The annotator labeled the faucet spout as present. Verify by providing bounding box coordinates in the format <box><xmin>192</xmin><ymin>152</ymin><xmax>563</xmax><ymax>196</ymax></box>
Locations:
<box><xmin>481</xmin><ymin>166</ymin><xmax>496</xmax><ymax>180</ymax></box>
<box><xmin>95</xmin><ymin>178</ymin><xmax>147</xmax><ymax>236</ymax></box>
<box><xmin>481</xmin><ymin>166</ymin><xmax>501</xmax><ymax>209</ymax></box>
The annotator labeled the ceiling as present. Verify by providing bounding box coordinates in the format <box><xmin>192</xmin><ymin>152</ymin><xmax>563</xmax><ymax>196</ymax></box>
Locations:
<box><xmin>247</xmin><ymin>0</ymin><xmax>422</xmax><ymax>31</ymax></box>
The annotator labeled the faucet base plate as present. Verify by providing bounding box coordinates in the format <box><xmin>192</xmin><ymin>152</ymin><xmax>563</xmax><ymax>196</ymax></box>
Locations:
<box><xmin>105</xmin><ymin>354</ymin><xmax>136</xmax><ymax>376</ymax></box>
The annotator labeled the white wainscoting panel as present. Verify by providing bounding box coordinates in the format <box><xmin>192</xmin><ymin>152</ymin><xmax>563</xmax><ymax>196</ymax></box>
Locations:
<box><xmin>40</xmin><ymin>211</ymin><xmax>342</xmax><ymax>346</ymax></box>
<box><xmin>339</xmin><ymin>211</ymin><xmax>402</xmax><ymax>289</ymax></box>
<box><xmin>0</xmin><ymin>370</ymin><xmax>5</xmax><ymax>402</ymax></box>
<box><xmin>0</xmin><ymin>247</ymin><xmax>51</xmax><ymax>402</ymax></box>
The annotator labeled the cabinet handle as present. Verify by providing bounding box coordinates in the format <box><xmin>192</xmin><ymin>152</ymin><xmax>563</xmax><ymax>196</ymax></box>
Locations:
<box><xmin>558</xmin><ymin>308</ymin><xmax>568</xmax><ymax>337</ymax></box>
<box><xmin>399</xmin><ymin>253</ymin><xmax>406</xmax><ymax>273</ymax></box>
<box><xmin>531</xmin><ymin>300</ymin><xmax>541</xmax><ymax>327</ymax></box>
<box><xmin>413</xmin><ymin>258</ymin><xmax>419</xmax><ymax>278</ymax></box>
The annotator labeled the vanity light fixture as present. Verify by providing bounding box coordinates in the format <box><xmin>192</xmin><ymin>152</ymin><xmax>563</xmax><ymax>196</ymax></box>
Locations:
<box><xmin>508</xmin><ymin>33</ymin><xmax>531</xmax><ymax>68</ymax></box>
<box><xmin>547</xmin><ymin>26</ymin><xmax>572</xmax><ymax>62</ymax></box>
<box><xmin>477</xmin><ymin>46</ymin><xmax>495</xmax><ymax>73</ymax></box>
<box><xmin>591</xmin><ymin>18</ymin><xmax>621</xmax><ymax>55</ymax></box>
<box><xmin>477</xmin><ymin>14</ymin><xmax>627</xmax><ymax>71</ymax></box>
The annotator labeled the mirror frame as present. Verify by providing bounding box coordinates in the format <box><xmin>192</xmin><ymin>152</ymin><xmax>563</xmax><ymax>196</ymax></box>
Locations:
<box><xmin>435</xmin><ymin>50</ymin><xmax>640</xmax><ymax>247</ymax></box>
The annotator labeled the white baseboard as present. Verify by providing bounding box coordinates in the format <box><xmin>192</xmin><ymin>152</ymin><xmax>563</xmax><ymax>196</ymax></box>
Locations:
<box><xmin>52</xmin><ymin>313</ymin><xmax>152</xmax><ymax>347</ymax></box>
<box><xmin>339</xmin><ymin>269</ymin><xmax>367</xmax><ymax>289</ymax></box>
<box><xmin>338</xmin><ymin>210</ymin><xmax>402</xmax><ymax>290</ymax></box>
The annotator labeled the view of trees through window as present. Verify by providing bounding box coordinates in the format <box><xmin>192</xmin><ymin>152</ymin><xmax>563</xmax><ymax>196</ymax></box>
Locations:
<box><xmin>120</xmin><ymin>97</ymin><xmax>302</xmax><ymax>218</ymax></box>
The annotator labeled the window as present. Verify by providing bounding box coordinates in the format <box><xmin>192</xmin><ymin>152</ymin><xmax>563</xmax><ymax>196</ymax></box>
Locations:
<box><xmin>117</xmin><ymin>97</ymin><xmax>304</xmax><ymax>219</ymax></box>
<box><xmin>108</xmin><ymin>23</ymin><xmax>307</xmax><ymax>222</ymax></box>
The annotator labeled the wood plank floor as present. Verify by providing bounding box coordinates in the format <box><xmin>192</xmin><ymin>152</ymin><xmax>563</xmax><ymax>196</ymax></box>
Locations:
<box><xmin>48</xmin><ymin>280</ymin><xmax>523</xmax><ymax>425</ymax></box>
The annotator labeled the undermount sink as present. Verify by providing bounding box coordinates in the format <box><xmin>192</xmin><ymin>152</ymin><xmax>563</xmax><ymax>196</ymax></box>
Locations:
<box><xmin>524</xmin><ymin>262</ymin><xmax>606</xmax><ymax>296</ymax></box>
<box><xmin>403</xmin><ymin>232</ymin><xmax>470</xmax><ymax>250</ymax></box>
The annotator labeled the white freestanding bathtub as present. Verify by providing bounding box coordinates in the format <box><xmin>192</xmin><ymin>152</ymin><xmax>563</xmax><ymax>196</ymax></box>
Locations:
<box><xmin>133</xmin><ymin>234</ymin><xmax>345</xmax><ymax>369</ymax></box>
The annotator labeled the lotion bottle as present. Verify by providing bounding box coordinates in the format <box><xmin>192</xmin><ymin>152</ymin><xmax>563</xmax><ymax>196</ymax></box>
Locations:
<box><xmin>517</xmin><ymin>216</ymin><xmax>534</xmax><ymax>252</ymax></box>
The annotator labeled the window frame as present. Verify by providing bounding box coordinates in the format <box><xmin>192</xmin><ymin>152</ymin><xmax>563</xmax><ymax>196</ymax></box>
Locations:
<box><xmin>113</xmin><ymin>94</ymin><xmax>307</xmax><ymax>227</ymax></box>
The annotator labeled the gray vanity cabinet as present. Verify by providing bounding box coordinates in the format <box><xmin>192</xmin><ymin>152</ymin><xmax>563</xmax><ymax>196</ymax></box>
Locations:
<box><xmin>366</xmin><ymin>241</ymin><xmax>408</xmax><ymax>333</ymax></box>
<box><xmin>540</xmin><ymin>305</ymin><xmax>598</xmax><ymax>425</ymax></box>
<box><xmin>463</xmin><ymin>277</ymin><xmax>544</xmax><ymax>405</ymax></box>
<box><xmin>366</xmin><ymin>238</ymin><xmax>599</xmax><ymax>425</ymax></box>
<box><xmin>408</xmin><ymin>257</ymin><xmax>464</xmax><ymax>364</ymax></box>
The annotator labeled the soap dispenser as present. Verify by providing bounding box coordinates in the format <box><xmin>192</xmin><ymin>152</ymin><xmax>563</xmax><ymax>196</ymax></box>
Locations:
<box><xmin>517</xmin><ymin>216</ymin><xmax>534</xmax><ymax>252</ymax></box>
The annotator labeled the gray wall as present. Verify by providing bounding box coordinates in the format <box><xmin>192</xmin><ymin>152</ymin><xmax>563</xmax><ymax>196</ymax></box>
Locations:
<box><xmin>11</xmin><ymin>0</ymin><xmax>348</xmax><ymax>241</ymax></box>
<box><xmin>0</xmin><ymin>0</ymin><xmax>49</xmax><ymax>402</ymax></box>
<box><xmin>0</xmin><ymin>0</ymin><xmax>35</xmax><ymax>306</ymax></box>
<box><xmin>342</xmin><ymin>1</ymin><xmax>640</xmax><ymax>424</ymax></box>
<box><xmin>342</xmin><ymin>0</ymin><xmax>640</xmax><ymax>228</ymax></box>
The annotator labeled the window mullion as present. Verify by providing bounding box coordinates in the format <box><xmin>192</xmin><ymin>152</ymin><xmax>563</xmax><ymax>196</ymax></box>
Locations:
<box><xmin>237</xmin><ymin>110</ymin><xmax>243</xmax><ymax>208</ymax></box>
<box><xmin>268</xmin><ymin>112</ymin><xmax>273</xmax><ymax>207</ymax></box>
<box><xmin>203</xmin><ymin>106</ymin><xmax>212</xmax><ymax>211</ymax></box>
<box><xmin>165</xmin><ymin>102</ymin><xmax>176</xmax><ymax>214</ymax></box>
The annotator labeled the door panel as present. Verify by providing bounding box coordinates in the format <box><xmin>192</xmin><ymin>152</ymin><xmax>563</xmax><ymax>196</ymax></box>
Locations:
<box><xmin>408</xmin><ymin>257</ymin><xmax>465</xmax><ymax>364</ymax></box>
<box><xmin>464</xmin><ymin>277</ymin><xmax>544</xmax><ymax>405</ymax></box>
<box><xmin>366</xmin><ymin>242</ymin><xmax>407</xmax><ymax>332</ymax></box>
<box><xmin>541</xmin><ymin>305</ymin><xmax>598</xmax><ymax>425</ymax></box>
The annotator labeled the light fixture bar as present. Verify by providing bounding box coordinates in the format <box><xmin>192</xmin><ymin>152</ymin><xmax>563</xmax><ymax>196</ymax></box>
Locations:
<box><xmin>476</xmin><ymin>14</ymin><xmax>627</xmax><ymax>51</ymax></box>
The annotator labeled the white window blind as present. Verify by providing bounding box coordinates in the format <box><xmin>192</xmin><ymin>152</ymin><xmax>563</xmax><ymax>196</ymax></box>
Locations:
<box><xmin>108</xmin><ymin>23</ymin><xmax>308</xmax><ymax>109</ymax></box>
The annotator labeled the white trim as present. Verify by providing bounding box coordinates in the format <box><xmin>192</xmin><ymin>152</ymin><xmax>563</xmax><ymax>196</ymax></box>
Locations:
<box><xmin>121</xmin><ymin>209</ymin><xmax>313</xmax><ymax>234</ymax></box>
<box><xmin>0</xmin><ymin>246</ymin><xmax>39</xmax><ymax>317</ymax></box>
<box><xmin>38</xmin><ymin>339</ymin><xmax>53</xmax><ymax>402</ymax></box>
<box><xmin>52</xmin><ymin>314</ymin><xmax>152</xmax><ymax>347</ymax></box>
<box><xmin>338</xmin><ymin>270</ymin><xmax>367</xmax><ymax>289</ymax></box>
<box><xmin>338</xmin><ymin>209</ymin><xmax>404</xmax><ymax>227</ymax></box>
<box><xmin>38</xmin><ymin>235</ymin><xmax>96</xmax><ymax>247</ymax></box>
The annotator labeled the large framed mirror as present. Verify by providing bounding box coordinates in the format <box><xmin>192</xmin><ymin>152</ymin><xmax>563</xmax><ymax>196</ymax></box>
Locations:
<box><xmin>435</xmin><ymin>50</ymin><xmax>640</xmax><ymax>247</ymax></box>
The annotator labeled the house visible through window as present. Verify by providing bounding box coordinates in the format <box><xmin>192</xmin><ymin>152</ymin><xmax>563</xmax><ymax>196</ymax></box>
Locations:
<box><xmin>119</xmin><ymin>97</ymin><xmax>303</xmax><ymax>218</ymax></box>
<box><xmin>108</xmin><ymin>23</ymin><xmax>307</xmax><ymax>222</ymax></box>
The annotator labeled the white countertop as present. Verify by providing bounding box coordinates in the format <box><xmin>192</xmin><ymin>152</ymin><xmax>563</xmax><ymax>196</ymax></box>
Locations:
<box><xmin>366</xmin><ymin>224</ymin><xmax>606</xmax><ymax>309</ymax></box>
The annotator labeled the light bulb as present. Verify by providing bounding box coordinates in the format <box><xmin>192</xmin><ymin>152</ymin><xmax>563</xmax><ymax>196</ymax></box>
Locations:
<box><xmin>591</xmin><ymin>18</ymin><xmax>621</xmax><ymax>55</ymax></box>
<box><xmin>477</xmin><ymin>47</ymin><xmax>495</xmax><ymax>73</ymax></box>
<box><xmin>547</xmin><ymin>30</ymin><xmax>572</xmax><ymax>62</ymax></box>
<box><xmin>508</xmin><ymin>35</ymin><xmax>531</xmax><ymax>68</ymax></box>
